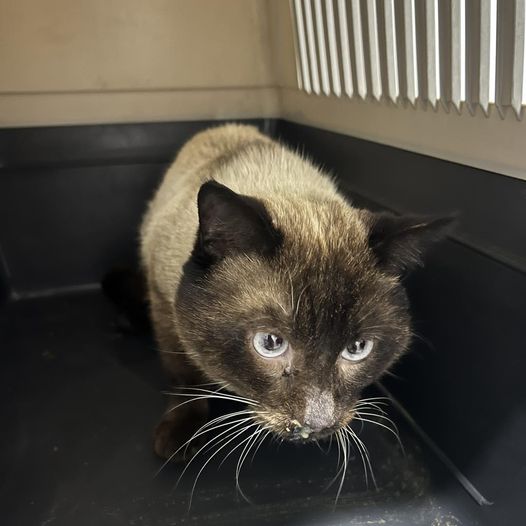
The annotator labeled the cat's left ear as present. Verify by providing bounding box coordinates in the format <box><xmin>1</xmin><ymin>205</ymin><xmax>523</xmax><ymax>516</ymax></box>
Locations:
<box><xmin>363</xmin><ymin>211</ymin><xmax>455</xmax><ymax>274</ymax></box>
<box><xmin>196</xmin><ymin>180</ymin><xmax>282</xmax><ymax>262</ymax></box>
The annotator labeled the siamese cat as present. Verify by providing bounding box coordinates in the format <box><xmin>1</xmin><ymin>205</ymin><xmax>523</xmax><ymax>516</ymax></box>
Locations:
<box><xmin>139</xmin><ymin>124</ymin><xmax>450</xmax><ymax>461</ymax></box>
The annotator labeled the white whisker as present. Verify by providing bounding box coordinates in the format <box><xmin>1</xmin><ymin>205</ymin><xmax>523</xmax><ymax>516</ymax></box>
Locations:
<box><xmin>166</xmin><ymin>387</ymin><xmax>258</xmax><ymax>405</ymax></box>
<box><xmin>288</xmin><ymin>273</ymin><xmax>295</xmax><ymax>313</ymax></box>
<box><xmin>354</xmin><ymin>401</ymin><xmax>388</xmax><ymax>415</ymax></box>
<box><xmin>354</xmin><ymin>413</ymin><xmax>404</xmax><ymax>453</ymax></box>
<box><xmin>345</xmin><ymin>427</ymin><xmax>377</xmax><ymax>490</ymax></box>
<box><xmin>187</xmin><ymin>422</ymin><xmax>260</xmax><ymax>510</ymax></box>
<box><xmin>294</xmin><ymin>284</ymin><xmax>309</xmax><ymax>320</ymax></box>
<box><xmin>250</xmin><ymin>428</ymin><xmax>272</xmax><ymax>464</ymax></box>
<box><xmin>176</xmin><ymin>419</ymin><xmax>255</xmax><ymax>494</ymax></box>
<box><xmin>192</xmin><ymin>381</ymin><xmax>230</xmax><ymax>389</ymax></box>
<box><xmin>344</xmin><ymin>427</ymin><xmax>368</xmax><ymax>488</ymax></box>
<box><xmin>181</xmin><ymin>410</ymin><xmax>256</xmax><ymax>457</ymax></box>
<box><xmin>324</xmin><ymin>430</ymin><xmax>344</xmax><ymax>492</ymax></box>
<box><xmin>313</xmin><ymin>439</ymin><xmax>323</xmax><ymax>453</ymax></box>
<box><xmin>197</xmin><ymin>417</ymin><xmax>262</xmax><ymax>459</ymax></box>
<box><xmin>155</xmin><ymin>412</ymin><xmax>255</xmax><ymax>476</ymax></box>
<box><xmin>354</xmin><ymin>410</ymin><xmax>400</xmax><ymax>430</ymax></box>
<box><xmin>163</xmin><ymin>393</ymin><xmax>258</xmax><ymax>414</ymax></box>
<box><xmin>334</xmin><ymin>429</ymin><xmax>349</xmax><ymax>506</ymax></box>
<box><xmin>218</xmin><ymin>424</ymin><xmax>262</xmax><ymax>470</ymax></box>
<box><xmin>234</xmin><ymin>426</ymin><xmax>268</xmax><ymax>502</ymax></box>
<box><xmin>356</xmin><ymin>396</ymin><xmax>390</xmax><ymax>403</ymax></box>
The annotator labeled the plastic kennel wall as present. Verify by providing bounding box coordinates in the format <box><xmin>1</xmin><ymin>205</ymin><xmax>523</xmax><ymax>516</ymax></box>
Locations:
<box><xmin>1</xmin><ymin>1</ymin><xmax>525</xmax><ymax>525</ymax></box>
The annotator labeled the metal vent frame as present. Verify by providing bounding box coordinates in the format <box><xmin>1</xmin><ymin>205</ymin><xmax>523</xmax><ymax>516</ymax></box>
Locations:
<box><xmin>291</xmin><ymin>0</ymin><xmax>526</xmax><ymax>120</ymax></box>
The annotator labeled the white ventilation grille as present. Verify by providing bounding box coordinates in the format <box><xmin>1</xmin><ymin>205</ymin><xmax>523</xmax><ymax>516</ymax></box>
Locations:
<box><xmin>291</xmin><ymin>0</ymin><xmax>526</xmax><ymax>119</ymax></box>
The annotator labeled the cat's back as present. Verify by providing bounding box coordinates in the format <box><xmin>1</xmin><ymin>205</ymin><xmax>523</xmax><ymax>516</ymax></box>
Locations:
<box><xmin>140</xmin><ymin>124</ymin><xmax>341</xmax><ymax>302</ymax></box>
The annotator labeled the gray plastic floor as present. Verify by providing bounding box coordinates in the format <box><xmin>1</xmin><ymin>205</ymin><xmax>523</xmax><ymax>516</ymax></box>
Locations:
<box><xmin>1</xmin><ymin>292</ymin><xmax>484</xmax><ymax>525</ymax></box>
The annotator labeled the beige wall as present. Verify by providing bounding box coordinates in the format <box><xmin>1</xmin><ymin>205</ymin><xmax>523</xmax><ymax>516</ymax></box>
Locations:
<box><xmin>1</xmin><ymin>0</ymin><xmax>525</xmax><ymax>181</ymax></box>
<box><xmin>266</xmin><ymin>0</ymin><xmax>298</xmax><ymax>90</ymax></box>
<box><xmin>0</xmin><ymin>0</ymin><xmax>279</xmax><ymax>125</ymax></box>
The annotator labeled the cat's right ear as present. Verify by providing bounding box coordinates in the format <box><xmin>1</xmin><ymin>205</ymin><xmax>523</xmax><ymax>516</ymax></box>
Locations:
<box><xmin>196</xmin><ymin>180</ymin><xmax>282</xmax><ymax>263</ymax></box>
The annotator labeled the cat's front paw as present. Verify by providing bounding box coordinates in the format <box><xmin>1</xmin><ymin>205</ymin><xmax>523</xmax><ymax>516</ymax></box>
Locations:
<box><xmin>153</xmin><ymin>401</ymin><xmax>208</xmax><ymax>461</ymax></box>
<box><xmin>153</xmin><ymin>420</ymin><xmax>196</xmax><ymax>461</ymax></box>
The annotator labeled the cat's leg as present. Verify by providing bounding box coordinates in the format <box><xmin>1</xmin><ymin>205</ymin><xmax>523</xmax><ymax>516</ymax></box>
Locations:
<box><xmin>150</xmin><ymin>298</ymin><xmax>209</xmax><ymax>461</ymax></box>
<box><xmin>153</xmin><ymin>367</ymin><xmax>209</xmax><ymax>461</ymax></box>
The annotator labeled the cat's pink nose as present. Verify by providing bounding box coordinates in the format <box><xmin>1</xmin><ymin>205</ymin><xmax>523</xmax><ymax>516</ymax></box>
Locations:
<box><xmin>303</xmin><ymin>388</ymin><xmax>336</xmax><ymax>432</ymax></box>
<box><xmin>304</xmin><ymin>414</ymin><xmax>335</xmax><ymax>432</ymax></box>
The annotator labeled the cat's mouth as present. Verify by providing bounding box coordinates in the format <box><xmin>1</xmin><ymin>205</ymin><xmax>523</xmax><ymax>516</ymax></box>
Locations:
<box><xmin>253</xmin><ymin>409</ymin><xmax>351</xmax><ymax>443</ymax></box>
<box><xmin>282</xmin><ymin>420</ymin><xmax>339</xmax><ymax>442</ymax></box>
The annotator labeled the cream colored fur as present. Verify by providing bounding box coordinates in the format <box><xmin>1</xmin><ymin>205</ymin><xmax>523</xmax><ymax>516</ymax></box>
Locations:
<box><xmin>140</xmin><ymin>124</ymin><xmax>367</xmax><ymax>357</ymax></box>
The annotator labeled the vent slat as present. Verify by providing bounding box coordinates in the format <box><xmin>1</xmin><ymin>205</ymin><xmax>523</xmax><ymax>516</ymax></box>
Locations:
<box><xmin>403</xmin><ymin>0</ymin><xmax>419</xmax><ymax>105</ymax></box>
<box><xmin>512</xmin><ymin>0</ymin><xmax>526</xmax><ymax>117</ymax></box>
<box><xmin>351</xmin><ymin>0</ymin><xmax>367</xmax><ymax>99</ymax></box>
<box><xmin>384</xmin><ymin>0</ymin><xmax>400</xmax><ymax>102</ymax></box>
<box><xmin>314</xmin><ymin>0</ymin><xmax>331</xmax><ymax>95</ymax></box>
<box><xmin>325</xmin><ymin>0</ymin><xmax>342</xmax><ymax>97</ymax></box>
<box><xmin>304</xmin><ymin>0</ymin><xmax>321</xmax><ymax>95</ymax></box>
<box><xmin>451</xmin><ymin>0</ymin><xmax>467</xmax><ymax>111</ymax></box>
<box><xmin>479</xmin><ymin>0</ymin><xmax>498</xmax><ymax>114</ymax></box>
<box><xmin>367</xmin><ymin>0</ymin><xmax>382</xmax><ymax>100</ymax></box>
<box><xmin>293</xmin><ymin>0</ymin><xmax>312</xmax><ymax>94</ymax></box>
<box><xmin>291</xmin><ymin>0</ymin><xmax>525</xmax><ymax>120</ymax></box>
<box><xmin>337</xmin><ymin>0</ymin><xmax>354</xmax><ymax>97</ymax></box>
<box><xmin>425</xmin><ymin>0</ymin><xmax>441</xmax><ymax>107</ymax></box>
<box><xmin>290</xmin><ymin>0</ymin><xmax>304</xmax><ymax>90</ymax></box>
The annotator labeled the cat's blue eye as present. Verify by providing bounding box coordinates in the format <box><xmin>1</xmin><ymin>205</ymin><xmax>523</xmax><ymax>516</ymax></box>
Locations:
<box><xmin>252</xmin><ymin>332</ymin><xmax>289</xmax><ymax>358</ymax></box>
<box><xmin>341</xmin><ymin>339</ymin><xmax>374</xmax><ymax>362</ymax></box>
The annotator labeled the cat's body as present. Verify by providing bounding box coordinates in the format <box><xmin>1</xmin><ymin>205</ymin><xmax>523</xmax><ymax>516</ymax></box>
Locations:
<box><xmin>140</xmin><ymin>124</ymin><xmax>450</xmax><ymax>459</ymax></box>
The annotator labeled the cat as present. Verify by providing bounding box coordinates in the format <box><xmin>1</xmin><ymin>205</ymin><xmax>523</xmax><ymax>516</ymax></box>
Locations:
<box><xmin>139</xmin><ymin>124</ymin><xmax>451</xmax><ymax>460</ymax></box>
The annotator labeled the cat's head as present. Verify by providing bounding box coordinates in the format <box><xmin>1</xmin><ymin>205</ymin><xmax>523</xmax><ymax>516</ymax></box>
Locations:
<box><xmin>176</xmin><ymin>180</ymin><xmax>452</xmax><ymax>441</ymax></box>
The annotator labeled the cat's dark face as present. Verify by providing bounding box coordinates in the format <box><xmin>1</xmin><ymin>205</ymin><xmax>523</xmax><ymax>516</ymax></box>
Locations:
<box><xmin>176</xmin><ymin>181</ymin><xmax>451</xmax><ymax>441</ymax></box>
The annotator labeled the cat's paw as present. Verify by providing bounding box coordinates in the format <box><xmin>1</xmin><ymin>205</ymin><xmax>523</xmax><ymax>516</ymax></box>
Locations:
<box><xmin>153</xmin><ymin>421</ymin><xmax>184</xmax><ymax>461</ymax></box>
<box><xmin>153</xmin><ymin>420</ymin><xmax>197</xmax><ymax>461</ymax></box>
<box><xmin>153</xmin><ymin>402</ymin><xmax>209</xmax><ymax>461</ymax></box>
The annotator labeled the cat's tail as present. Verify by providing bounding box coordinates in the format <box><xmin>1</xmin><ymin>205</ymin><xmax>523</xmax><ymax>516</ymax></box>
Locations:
<box><xmin>101</xmin><ymin>267</ymin><xmax>151</xmax><ymax>333</ymax></box>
